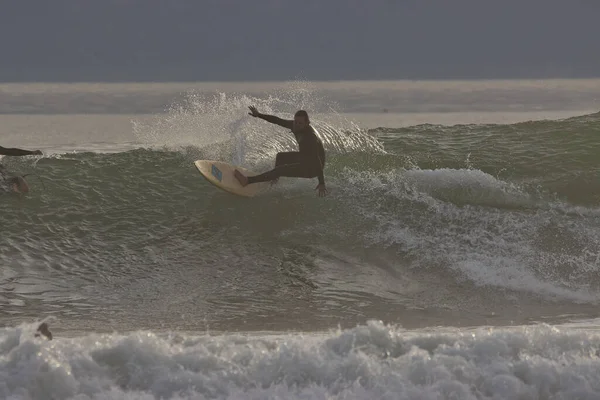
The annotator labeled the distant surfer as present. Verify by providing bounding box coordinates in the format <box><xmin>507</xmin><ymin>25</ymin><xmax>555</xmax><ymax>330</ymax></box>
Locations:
<box><xmin>0</xmin><ymin>146</ymin><xmax>43</xmax><ymax>193</ymax></box>
<box><xmin>233</xmin><ymin>106</ymin><xmax>328</xmax><ymax>197</ymax></box>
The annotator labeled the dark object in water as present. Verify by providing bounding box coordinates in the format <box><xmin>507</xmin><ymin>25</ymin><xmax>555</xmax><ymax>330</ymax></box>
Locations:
<box><xmin>35</xmin><ymin>322</ymin><xmax>52</xmax><ymax>340</ymax></box>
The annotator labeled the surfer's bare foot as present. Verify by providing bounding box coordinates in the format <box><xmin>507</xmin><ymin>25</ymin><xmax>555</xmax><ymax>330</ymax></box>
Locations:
<box><xmin>234</xmin><ymin>169</ymin><xmax>248</xmax><ymax>187</ymax></box>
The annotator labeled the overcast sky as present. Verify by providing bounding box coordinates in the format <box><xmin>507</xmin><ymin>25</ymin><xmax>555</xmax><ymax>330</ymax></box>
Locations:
<box><xmin>1</xmin><ymin>0</ymin><xmax>599</xmax><ymax>82</ymax></box>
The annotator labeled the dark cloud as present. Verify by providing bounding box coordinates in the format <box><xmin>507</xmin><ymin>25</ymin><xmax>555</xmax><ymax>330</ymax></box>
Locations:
<box><xmin>1</xmin><ymin>0</ymin><xmax>598</xmax><ymax>81</ymax></box>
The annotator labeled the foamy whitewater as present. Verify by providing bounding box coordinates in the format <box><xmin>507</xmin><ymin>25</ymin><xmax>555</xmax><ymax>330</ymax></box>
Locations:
<box><xmin>1</xmin><ymin>80</ymin><xmax>600</xmax><ymax>399</ymax></box>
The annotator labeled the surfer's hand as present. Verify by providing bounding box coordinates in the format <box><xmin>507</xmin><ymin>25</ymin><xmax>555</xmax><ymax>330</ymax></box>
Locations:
<box><xmin>248</xmin><ymin>106</ymin><xmax>260</xmax><ymax>117</ymax></box>
<box><xmin>316</xmin><ymin>183</ymin><xmax>328</xmax><ymax>197</ymax></box>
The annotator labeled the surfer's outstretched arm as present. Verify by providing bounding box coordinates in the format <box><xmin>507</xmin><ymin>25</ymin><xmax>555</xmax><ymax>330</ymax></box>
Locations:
<box><xmin>0</xmin><ymin>146</ymin><xmax>42</xmax><ymax>156</ymax></box>
<box><xmin>248</xmin><ymin>106</ymin><xmax>293</xmax><ymax>130</ymax></box>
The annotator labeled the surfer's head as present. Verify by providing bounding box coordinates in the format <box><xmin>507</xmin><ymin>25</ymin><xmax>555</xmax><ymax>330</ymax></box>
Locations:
<box><xmin>293</xmin><ymin>110</ymin><xmax>310</xmax><ymax>132</ymax></box>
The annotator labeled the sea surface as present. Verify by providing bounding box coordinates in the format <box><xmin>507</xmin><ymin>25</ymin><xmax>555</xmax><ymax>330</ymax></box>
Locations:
<box><xmin>1</xmin><ymin>79</ymin><xmax>600</xmax><ymax>399</ymax></box>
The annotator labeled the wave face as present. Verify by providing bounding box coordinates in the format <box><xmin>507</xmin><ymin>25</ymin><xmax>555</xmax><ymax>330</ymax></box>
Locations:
<box><xmin>1</xmin><ymin>87</ymin><xmax>600</xmax><ymax>333</ymax></box>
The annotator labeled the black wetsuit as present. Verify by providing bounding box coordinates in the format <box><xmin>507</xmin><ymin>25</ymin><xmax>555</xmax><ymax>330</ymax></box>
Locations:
<box><xmin>247</xmin><ymin>114</ymin><xmax>326</xmax><ymax>185</ymax></box>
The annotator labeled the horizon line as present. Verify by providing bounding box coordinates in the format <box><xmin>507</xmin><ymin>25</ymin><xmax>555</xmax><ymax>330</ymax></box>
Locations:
<box><xmin>2</xmin><ymin>77</ymin><xmax>600</xmax><ymax>85</ymax></box>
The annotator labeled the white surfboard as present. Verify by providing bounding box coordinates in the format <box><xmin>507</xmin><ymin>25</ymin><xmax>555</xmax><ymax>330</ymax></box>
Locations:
<box><xmin>194</xmin><ymin>160</ymin><xmax>268</xmax><ymax>197</ymax></box>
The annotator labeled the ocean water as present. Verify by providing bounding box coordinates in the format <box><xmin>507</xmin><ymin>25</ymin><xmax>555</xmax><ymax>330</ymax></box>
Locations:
<box><xmin>1</xmin><ymin>80</ymin><xmax>600</xmax><ymax>399</ymax></box>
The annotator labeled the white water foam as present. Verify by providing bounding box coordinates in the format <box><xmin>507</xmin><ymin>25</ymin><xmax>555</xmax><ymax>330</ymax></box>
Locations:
<box><xmin>2</xmin><ymin>320</ymin><xmax>600</xmax><ymax>399</ymax></box>
<box><xmin>338</xmin><ymin>167</ymin><xmax>600</xmax><ymax>304</ymax></box>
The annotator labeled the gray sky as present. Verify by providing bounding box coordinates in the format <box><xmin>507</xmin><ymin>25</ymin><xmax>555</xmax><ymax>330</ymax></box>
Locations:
<box><xmin>1</xmin><ymin>0</ymin><xmax>599</xmax><ymax>82</ymax></box>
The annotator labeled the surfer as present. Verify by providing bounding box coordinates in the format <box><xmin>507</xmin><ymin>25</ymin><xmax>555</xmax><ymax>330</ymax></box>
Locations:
<box><xmin>0</xmin><ymin>146</ymin><xmax>43</xmax><ymax>193</ymax></box>
<box><xmin>233</xmin><ymin>106</ymin><xmax>328</xmax><ymax>197</ymax></box>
